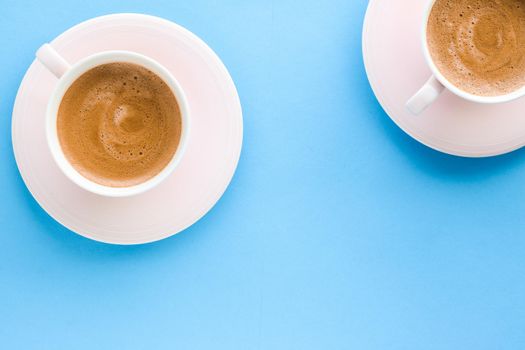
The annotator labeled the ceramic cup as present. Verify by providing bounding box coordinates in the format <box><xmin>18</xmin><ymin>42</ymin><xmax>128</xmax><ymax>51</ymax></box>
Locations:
<box><xmin>406</xmin><ymin>0</ymin><xmax>525</xmax><ymax>115</ymax></box>
<box><xmin>36</xmin><ymin>43</ymin><xmax>190</xmax><ymax>197</ymax></box>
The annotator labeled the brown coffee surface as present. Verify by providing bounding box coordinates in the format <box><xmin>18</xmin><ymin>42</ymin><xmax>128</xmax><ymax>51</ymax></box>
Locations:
<box><xmin>57</xmin><ymin>62</ymin><xmax>182</xmax><ymax>187</ymax></box>
<box><xmin>427</xmin><ymin>0</ymin><xmax>525</xmax><ymax>96</ymax></box>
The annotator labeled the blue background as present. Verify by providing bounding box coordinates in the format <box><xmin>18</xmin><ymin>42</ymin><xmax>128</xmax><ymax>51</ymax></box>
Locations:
<box><xmin>1</xmin><ymin>0</ymin><xmax>524</xmax><ymax>349</ymax></box>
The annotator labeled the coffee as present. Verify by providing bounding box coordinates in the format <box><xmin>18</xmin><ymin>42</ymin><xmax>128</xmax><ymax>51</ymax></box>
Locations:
<box><xmin>427</xmin><ymin>0</ymin><xmax>525</xmax><ymax>96</ymax></box>
<box><xmin>57</xmin><ymin>62</ymin><xmax>182</xmax><ymax>187</ymax></box>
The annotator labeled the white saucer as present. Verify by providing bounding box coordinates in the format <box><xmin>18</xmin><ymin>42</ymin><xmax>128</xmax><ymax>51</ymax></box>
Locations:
<box><xmin>12</xmin><ymin>14</ymin><xmax>243</xmax><ymax>244</ymax></box>
<box><xmin>363</xmin><ymin>0</ymin><xmax>525</xmax><ymax>157</ymax></box>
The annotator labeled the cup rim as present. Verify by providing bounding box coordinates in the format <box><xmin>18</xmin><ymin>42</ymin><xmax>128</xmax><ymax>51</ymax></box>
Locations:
<box><xmin>421</xmin><ymin>0</ymin><xmax>525</xmax><ymax>104</ymax></box>
<box><xmin>46</xmin><ymin>50</ymin><xmax>190</xmax><ymax>197</ymax></box>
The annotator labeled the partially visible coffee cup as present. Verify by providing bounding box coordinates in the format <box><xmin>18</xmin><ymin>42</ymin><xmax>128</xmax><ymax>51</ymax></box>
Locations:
<box><xmin>36</xmin><ymin>44</ymin><xmax>190</xmax><ymax>197</ymax></box>
<box><xmin>407</xmin><ymin>0</ymin><xmax>525</xmax><ymax>115</ymax></box>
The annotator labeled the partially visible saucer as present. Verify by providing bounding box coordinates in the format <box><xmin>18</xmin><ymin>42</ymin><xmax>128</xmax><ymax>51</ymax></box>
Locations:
<box><xmin>12</xmin><ymin>14</ymin><xmax>243</xmax><ymax>244</ymax></box>
<box><xmin>363</xmin><ymin>0</ymin><xmax>525</xmax><ymax>157</ymax></box>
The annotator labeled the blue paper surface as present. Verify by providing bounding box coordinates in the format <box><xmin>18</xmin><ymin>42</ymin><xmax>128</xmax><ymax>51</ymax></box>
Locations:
<box><xmin>1</xmin><ymin>0</ymin><xmax>524</xmax><ymax>349</ymax></box>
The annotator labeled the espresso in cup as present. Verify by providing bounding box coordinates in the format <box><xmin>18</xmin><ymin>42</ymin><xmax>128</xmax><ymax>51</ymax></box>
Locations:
<box><xmin>57</xmin><ymin>62</ymin><xmax>182</xmax><ymax>187</ymax></box>
<box><xmin>427</xmin><ymin>0</ymin><xmax>525</xmax><ymax>96</ymax></box>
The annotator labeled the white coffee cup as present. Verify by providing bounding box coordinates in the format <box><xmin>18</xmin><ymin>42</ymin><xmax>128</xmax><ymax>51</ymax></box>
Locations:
<box><xmin>406</xmin><ymin>0</ymin><xmax>525</xmax><ymax>115</ymax></box>
<box><xmin>36</xmin><ymin>44</ymin><xmax>190</xmax><ymax>197</ymax></box>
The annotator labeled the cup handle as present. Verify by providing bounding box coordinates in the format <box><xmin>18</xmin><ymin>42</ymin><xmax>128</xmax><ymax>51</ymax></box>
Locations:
<box><xmin>406</xmin><ymin>75</ymin><xmax>445</xmax><ymax>115</ymax></box>
<box><xmin>36</xmin><ymin>43</ymin><xmax>71</xmax><ymax>79</ymax></box>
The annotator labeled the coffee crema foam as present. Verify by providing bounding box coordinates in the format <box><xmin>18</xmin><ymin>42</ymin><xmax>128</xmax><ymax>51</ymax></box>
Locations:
<box><xmin>57</xmin><ymin>63</ymin><xmax>182</xmax><ymax>187</ymax></box>
<box><xmin>427</xmin><ymin>0</ymin><xmax>525</xmax><ymax>96</ymax></box>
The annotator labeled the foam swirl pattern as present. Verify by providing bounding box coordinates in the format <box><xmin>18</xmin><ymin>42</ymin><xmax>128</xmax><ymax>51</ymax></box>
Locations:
<box><xmin>427</xmin><ymin>0</ymin><xmax>525</xmax><ymax>96</ymax></box>
<box><xmin>57</xmin><ymin>63</ymin><xmax>181</xmax><ymax>187</ymax></box>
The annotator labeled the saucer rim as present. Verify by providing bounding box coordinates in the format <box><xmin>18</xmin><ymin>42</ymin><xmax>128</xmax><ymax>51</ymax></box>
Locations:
<box><xmin>11</xmin><ymin>13</ymin><xmax>243</xmax><ymax>244</ymax></box>
<box><xmin>362</xmin><ymin>0</ymin><xmax>525</xmax><ymax>158</ymax></box>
